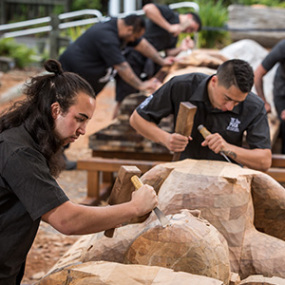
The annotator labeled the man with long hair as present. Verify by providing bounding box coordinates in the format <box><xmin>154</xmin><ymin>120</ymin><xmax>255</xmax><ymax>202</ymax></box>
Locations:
<box><xmin>0</xmin><ymin>59</ymin><xmax>158</xmax><ymax>285</ymax></box>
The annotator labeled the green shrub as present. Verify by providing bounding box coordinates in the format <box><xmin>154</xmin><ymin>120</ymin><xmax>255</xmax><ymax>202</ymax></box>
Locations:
<box><xmin>0</xmin><ymin>38</ymin><xmax>36</xmax><ymax>68</ymax></box>
<box><xmin>197</xmin><ymin>0</ymin><xmax>231</xmax><ymax>49</ymax></box>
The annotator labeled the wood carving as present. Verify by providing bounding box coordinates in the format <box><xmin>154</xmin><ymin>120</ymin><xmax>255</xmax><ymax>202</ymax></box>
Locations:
<box><xmin>143</xmin><ymin>159</ymin><xmax>285</xmax><ymax>279</ymax></box>
<box><xmin>37</xmin><ymin>260</ymin><xmax>225</xmax><ymax>285</ymax></box>
<box><xmin>46</xmin><ymin>159</ymin><xmax>285</xmax><ymax>284</ymax></box>
<box><xmin>125</xmin><ymin>209</ymin><xmax>231</xmax><ymax>284</ymax></box>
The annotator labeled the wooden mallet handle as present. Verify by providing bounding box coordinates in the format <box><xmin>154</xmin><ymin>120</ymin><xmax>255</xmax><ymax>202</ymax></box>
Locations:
<box><xmin>172</xmin><ymin>102</ymin><xmax>197</xmax><ymax>161</ymax></box>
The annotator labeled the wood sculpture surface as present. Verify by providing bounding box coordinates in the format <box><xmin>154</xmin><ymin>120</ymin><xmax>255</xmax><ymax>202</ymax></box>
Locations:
<box><xmin>142</xmin><ymin>159</ymin><xmax>285</xmax><ymax>279</ymax></box>
<box><xmin>37</xmin><ymin>260</ymin><xmax>224</xmax><ymax>285</ymax></box>
<box><xmin>124</xmin><ymin>209</ymin><xmax>231</xmax><ymax>284</ymax></box>
<box><xmin>46</xmin><ymin>159</ymin><xmax>285</xmax><ymax>284</ymax></box>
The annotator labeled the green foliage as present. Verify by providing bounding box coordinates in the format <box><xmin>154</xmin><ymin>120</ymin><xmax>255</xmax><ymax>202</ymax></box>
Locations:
<box><xmin>0</xmin><ymin>38</ymin><xmax>36</xmax><ymax>69</ymax></box>
<box><xmin>235</xmin><ymin>0</ymin><xmax>284</xmax><ymax>6</ymax></box>
<box><xmin>197</xmin><ymin>0</ymin><xmax>231</xmax><ymax>48</ymax></box>
<box><xmin>71</xmin><ymin>0</ymin><xmax>101</xmax><ymax>11</ymax></box>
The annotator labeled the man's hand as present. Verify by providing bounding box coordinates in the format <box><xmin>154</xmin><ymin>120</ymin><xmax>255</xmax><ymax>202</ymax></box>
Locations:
<box><xmin>180</xmin><ymin>36</ymin><xmax>195</xmax><ymax>51</ymax></box>
<box><xmin>131</xmin><ymin>184</ymin><xmax>158</xmax><ymax>216</ymax></box>
<box><xmin>165</xmin><ymin>133</ymin><xmax>190</xmax><ymax>152</ymax></box>
<box><xmin>162</xmin><ymin>56</ymin><xmax>175</xmax><ymax>66</ymax></box>
<box><xmin>201</xmin><ymin>133</ymin><xmax>229</xmax><ymax>155</ymax></box>
<box><xmin>264</xmin><ymin>101</ymin><xmax>271</xmax><ymax>113</ymax></box>
<box><xmin>139</xmin><ymin>78</ymin><xmax>162</xmax><ymax>93</ymax></box>
<box><xmin>168</xmin><ymin>24</ymin><xmax>184</xmax><ymax>37</ymax></box>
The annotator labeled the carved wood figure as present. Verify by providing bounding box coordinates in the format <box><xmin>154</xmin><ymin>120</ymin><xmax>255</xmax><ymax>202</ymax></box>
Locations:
<box><xmin>45</xmin><ymin>159</ymin><xmax>285</xmax><ymax>285</ymax></box>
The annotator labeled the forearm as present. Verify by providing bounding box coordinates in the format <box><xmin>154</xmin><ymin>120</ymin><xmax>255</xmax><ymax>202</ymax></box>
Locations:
<box><xmin>254</xmin><ymin>65</ymin><xmax>268</xmax><ymax>102</ymax></box>
<box><xmin>114</xmin><ymin>62</ymin><xmax>143</xmax><ymax>90</ymax></box>
<box><xmin>43</xmin><ymin>201</ymin><xmax>138</xmax><ymax>235</ymax></box>
<box><xmin>135</xmin><ymin>38</ymin><xmax>165</xmax><ymax>66</ymax></box>
<box><xmin>143</xmin><ymin>4</ymin><xmax>172</xmax><ymax>32</ymax></box>
<box><xmin>130</xmin><ymin>110</ymin><xmax>169</xmax><ymax>146</ymax></box>
<box><xmin>166</xmin><ymin>47</ymin><xmax>183</xmax><ymax>57</ymax></box>
<box><xmin>223</xmin><ymin>145</ymin><xmax>272</xmax><ymax>171</ymax></box>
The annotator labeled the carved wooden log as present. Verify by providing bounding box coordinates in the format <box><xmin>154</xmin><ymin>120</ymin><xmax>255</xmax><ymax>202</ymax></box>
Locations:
<box><xmin>125</xmin><ymin>209</ymin><xmax>231</xmax><ymax>284</ymax></box>
<box><xmin>240</xmin><ymin>274</ymin><xmax>285</xmax><ymax>285</ymax></box>
<box><xmin>48</xmin><ymin>159</ymin><xmax>285</xmax><ymax>282</ymax></box>
<box><xmin>37</xmin><ymin>261</ymin><xmax>225</xmax><ymax>285</ymax></box>
<box><xmin>143</xmin><ymin>159</ymin><xmax>285</xmax><ymax>279</ymax></box>
<box><xmin>228</xmin><ymin>5</ymin><xmax>285</xmax><ymax>48</ymax></box>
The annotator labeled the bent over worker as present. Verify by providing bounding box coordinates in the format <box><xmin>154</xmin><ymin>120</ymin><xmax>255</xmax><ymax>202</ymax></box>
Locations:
<box><xmin>130</xmin><ymin>59</ymin><xmax>272</xmax><ymax>171</ymax></box>
<box><xmin>114</xmin><ymin>3</ymin><xmax>202</xmax><ymax>117</ymax></box>
<box><xmin>59</xmin><ymin>14</ymin><xmax>173</xmax><ymax>96</ymax></box>
<box><xmin>0</xmin><ymin>59</ymin><xmax>158</xmax><ymax>285</ymax></box>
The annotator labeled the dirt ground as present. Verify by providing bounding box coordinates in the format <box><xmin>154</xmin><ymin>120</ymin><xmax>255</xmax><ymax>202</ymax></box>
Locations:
<box><xmin>0</xmin><ymin>68</ymin><xmax>116</xmax><ymax>284</ymax></box>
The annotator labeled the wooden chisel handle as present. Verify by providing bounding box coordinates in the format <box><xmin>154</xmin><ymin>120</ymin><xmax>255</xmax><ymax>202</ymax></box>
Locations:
<box><xmin>131</xmin><ymin>175</ymin><xmax>143</xmax><ymax>190</ymax></box>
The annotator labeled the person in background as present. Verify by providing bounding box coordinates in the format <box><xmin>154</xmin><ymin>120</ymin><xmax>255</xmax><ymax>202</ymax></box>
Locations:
<box><xmin>59</xmin><ymin>14</ymin><xmax>174</xmax><ymax>168</ymax></box>
<box><xmin>0</xmin><ymin>59</ymin><xmax>158</xmax><ymax>285</ymax></box>
<box><xmin>254</xmin><ymin>39</ymin><xmax>285</xmax><ymax>154</ymax></box>
<box><xmin>130</xmin><ymin>59</ymin><xmax>272</xmax><ymax>171</ymax></box>
<box><xmin>113</xmin><ymin>3</ymin><xmax>202</xmax><ymax>118</ymax></box>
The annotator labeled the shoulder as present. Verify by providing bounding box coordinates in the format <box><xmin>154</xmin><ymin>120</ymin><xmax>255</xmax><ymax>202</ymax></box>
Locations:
<box><xmin>169</xmin><ymin>73</ymin><xmax>208</xmax><ymax>87</ymax></box>
<box><xmin>244</xmin><ymin>92</ymin><xmax>266</xmax><ymax>112</ymax></box>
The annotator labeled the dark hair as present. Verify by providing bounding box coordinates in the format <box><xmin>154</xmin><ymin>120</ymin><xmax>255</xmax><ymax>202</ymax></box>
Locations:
<box><xmin>216</xmin><ymin>59</ymin><xmax>254</xmax><ymax>93</ymax></box>
<box><xmin>0</xmin><ymin>59</ymin><xmax>95</xmax><ymax>176</ymax></box>
<box><xmin>189</xmin><ymin>12</ymin><xmax>202</xmax><ymax>32</ymax></box>
<box><xmin>123</xmin><ymin>14</ymin><xmax>146</xmax><ymax>33</ymax></box>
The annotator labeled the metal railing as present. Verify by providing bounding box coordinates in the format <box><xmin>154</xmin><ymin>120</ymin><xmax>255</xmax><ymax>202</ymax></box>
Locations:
<box><xmin>0</xmin><ymin>2</ymin><xmax>200</xmax><ymax>58</ymax></box>
<box><xmin>0</xmin><ymin>9</ymin><xmax>103</xmax><ymax>38</ymax></box>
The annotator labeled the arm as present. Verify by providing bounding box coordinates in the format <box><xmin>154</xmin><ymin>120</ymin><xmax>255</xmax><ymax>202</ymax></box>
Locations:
<box><xmin>114</xmin><ymin>61</ymin><xmax>160</xmax><ymax>92</ymax></box>
<box><xmin>202</xmin><ymin>133</ymin><xmax>272</xmax><ymax>171</ymax></box>
<box><xmin>254</xmin><ymin>64</ymin><xmax>271</xmax><ymax>113</ymax></box>
<box><xmin>130</xmin><ymin>109</ymin><xmax>189</xmax><ymax>152</ymax></box>
<box><xmin>143</xmin><ymin>3</ymin><xmax>183</xmax><ymax>37</ymax></box>
<box><xmin>42</xmin><ymin>184</ymin><xmax>157</xmax><ymax>235</ymax></box>
<box><xmin>134</xmin><ymin>38</ymin><xmax>175</xmax><ymax>66</ymax></box>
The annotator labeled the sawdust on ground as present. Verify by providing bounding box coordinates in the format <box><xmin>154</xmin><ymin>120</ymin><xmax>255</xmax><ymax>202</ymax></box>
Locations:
<box><xmin>0</xmin><ymin>68</ymin><xmax>116</xmax><ymax>284</ymax></box>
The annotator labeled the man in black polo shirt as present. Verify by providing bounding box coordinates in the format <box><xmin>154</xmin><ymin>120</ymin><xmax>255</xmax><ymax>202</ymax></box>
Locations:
<box><xmin>113</xmin><ymin>3</ymin><xmax>202</xmax><ymax>117</ymax></box>
<box><xmin>59</xmin><ymin>14</ymin><xmax>173</xmax><ymax>95</ymax></box>
<box><xmin>130</xmin><ymin>59</ymin><xmax>272</xmax><ymax>171</ymax></box>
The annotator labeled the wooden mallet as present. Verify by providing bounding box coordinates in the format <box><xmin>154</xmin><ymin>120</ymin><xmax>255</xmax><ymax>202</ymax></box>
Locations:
<box><xmin>172</xmin><ymin>102</ymin><xmax>197</xmax><ymax>161</ymax></box>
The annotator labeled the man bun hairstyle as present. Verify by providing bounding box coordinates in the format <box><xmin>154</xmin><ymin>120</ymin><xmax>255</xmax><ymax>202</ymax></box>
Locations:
<box><xmin>44</xmin><ymin>58</ymin><xmax>64</xmax><ymax>76</ymax></box>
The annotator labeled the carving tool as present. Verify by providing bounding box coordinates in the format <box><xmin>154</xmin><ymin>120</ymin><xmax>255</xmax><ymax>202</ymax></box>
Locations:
<box><xmin>131</xmin><ymin>175</ymin><xmax>171</xmax><ymax>228</ymax></box>
<box><xmin>172</xmin><ymin>102</ymin><xmax>197</xmax><ymax>161</ymax></box>
<box><xmin>197</xmin><ymin>124</ymin><xmax>232</xmax><ymax>163</ymax></box>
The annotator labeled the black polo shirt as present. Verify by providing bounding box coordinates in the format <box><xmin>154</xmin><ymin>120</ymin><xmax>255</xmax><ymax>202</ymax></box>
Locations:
<box><xmin>59</xmin><ymin>17</ymin><xmax>141</xmax><ymax>94</ymax></box>
<box><xmin>144</xmin><ymin>4</ymin><xmax>179</xmax><ymax>51</ymax></box>
<box><xmin>136</xmin><ymin>73</ymin><xmax>271</xmax><ymax>162</ymax></box>
<box><xmin>0</xmin><ymin>124</ymin><xmax>68</xmax><ymax>284</ymax></box>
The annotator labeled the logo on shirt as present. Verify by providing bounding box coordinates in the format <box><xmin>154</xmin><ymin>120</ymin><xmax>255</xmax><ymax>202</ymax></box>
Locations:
<box><xmin>139</xmin><ymin>94</ymin><xmax>153</xmax><ymax>109</ymax></box>
<box><xmin>226</xmin><ymin>117</ymin><xmax>241</xmax><ymax>132</ymax></box>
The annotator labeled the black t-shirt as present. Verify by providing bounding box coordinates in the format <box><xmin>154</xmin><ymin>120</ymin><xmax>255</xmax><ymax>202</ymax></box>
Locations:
<box><xmin>144</xmin><ymin>4</ymin><xmax>179</xmax><ymax>51</ymax></box>
<box><xmin>0</xmin><ymin>124</ymin><xmax>68</xmax><ymax>284</ymax></box>
<box><xmin>262</xmin><ymin>39</ymin><xmax>285</xmax><ymax>115</ymax></box>
<box><xmin>59</xmin><ymin>17</ymin><xmax>141</xmax><ymax>93</ymax></box>
<box><xmin>136</xmin><ymin>73</ymin><xmax>271</xmax><ymax>162</ymax></box>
